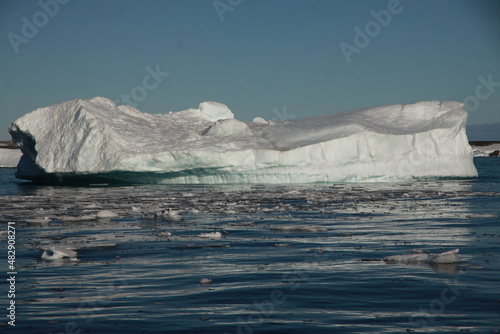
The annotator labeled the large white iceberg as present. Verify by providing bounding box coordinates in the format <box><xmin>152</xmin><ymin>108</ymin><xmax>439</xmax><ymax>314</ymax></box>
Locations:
<box><xmin>9</xmin><ymin>97</ymin><xmax>477</xmax><ymax>184</ymax></box>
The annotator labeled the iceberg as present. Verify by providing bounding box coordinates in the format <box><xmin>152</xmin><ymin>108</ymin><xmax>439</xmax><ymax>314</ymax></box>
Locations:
<box><xmin>8</xmin><ymin>97</ymin><xmax>477</xmax><ymax>184</ymax></box>
<box><xmin>0</xmin><ymin>142</ymin><xmax>22</xmax><ymax>168</ymax></box>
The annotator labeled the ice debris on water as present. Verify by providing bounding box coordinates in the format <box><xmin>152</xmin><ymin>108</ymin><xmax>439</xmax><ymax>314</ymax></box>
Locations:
<box><xmin>41</xmin><ymin>245</ymin><xmax>78</xmax><ymax>261</ymax></box>
<box><xmin>383</xmin><ymin>249</ymin><xmax>461</xmax><ymax>264</ymax></box>
<box><xmin>199</xmin><ymin>278</ymin><xmax>212</xmax><ymax>286</ymax></box>
<box><xmin>163</xmin><ymin>209</ymin><xmax>183</xmax><ymax>221</ymax></box>
<box><xmin>428</xmin><ymin>249</ymin><xmax>462</xmax><ymax>264</ymax></box>
<box><xmin>96</xmin><ymin>210</ymin><xmax>119</xmax><ymax>219</ymax></box>
<box><xmin>198</xmin><ymin>232</ymin><xmax>223</xmax><ymax>239</ymax></box>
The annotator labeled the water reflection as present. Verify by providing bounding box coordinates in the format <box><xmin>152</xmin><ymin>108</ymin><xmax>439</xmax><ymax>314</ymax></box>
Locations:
<box><xmin>1</xmin><ymin>174</ymin><xmax>499</xmax><ymax>332</ymax></box>
<box><xmin>384</xmin><ymin>262</ymin><xmax>460</xmax><ymax>275</ymax></box>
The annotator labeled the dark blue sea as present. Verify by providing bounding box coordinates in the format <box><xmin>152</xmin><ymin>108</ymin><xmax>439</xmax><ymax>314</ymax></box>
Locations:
<box><xmin>1</xmin><ymin>158</ymin><xmax>499</xmax><ymax>333</ymax></box>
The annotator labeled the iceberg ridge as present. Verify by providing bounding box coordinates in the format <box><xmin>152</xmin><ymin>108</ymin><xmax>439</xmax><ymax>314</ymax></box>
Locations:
<box><xmin>9</xmin><ymin>97</ymin><xmax>477</xmax><ymax>184</ymax></box>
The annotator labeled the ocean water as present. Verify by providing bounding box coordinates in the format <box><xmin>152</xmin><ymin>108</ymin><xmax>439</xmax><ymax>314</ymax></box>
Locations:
<box><xmin>0</xmin><ymin>158</ymin><xmax>499</xmax><ymax>333</ymax></box>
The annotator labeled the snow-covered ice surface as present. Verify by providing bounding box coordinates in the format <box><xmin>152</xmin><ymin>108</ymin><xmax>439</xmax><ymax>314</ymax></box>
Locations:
<box><xmin>9</xmin><ymin>97</ymin><xmax>477</xmax><ymax>184</ymax></box>
<box><xmin>0</xmin><ymin>148</ymin><xmax>22</xmax><ymax>168</ymax></box>
<box><xmin>0</xmin><ymin>158</ymin><xmax>499</xmax><ymax>333</ymax></box>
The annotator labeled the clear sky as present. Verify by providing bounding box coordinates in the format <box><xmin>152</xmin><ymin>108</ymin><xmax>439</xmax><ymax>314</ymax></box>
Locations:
<box><xmin>1</xmin><ymin>0</ymin><xmax>499</xmax><ymax>140</ymax></box>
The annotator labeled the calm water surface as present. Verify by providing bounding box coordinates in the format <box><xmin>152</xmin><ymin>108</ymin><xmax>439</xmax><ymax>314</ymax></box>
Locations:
<box><xmin>0</xmin><ymin>158</ymin><xmax>499</xmax><ymax>333</ymax></box>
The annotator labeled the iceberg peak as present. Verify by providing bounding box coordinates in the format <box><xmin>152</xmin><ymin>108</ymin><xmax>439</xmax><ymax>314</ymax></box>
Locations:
<box><xmin>198</xmin><ymin>101</ymin><xmax>234</xmax><ymax>122</ymax></box>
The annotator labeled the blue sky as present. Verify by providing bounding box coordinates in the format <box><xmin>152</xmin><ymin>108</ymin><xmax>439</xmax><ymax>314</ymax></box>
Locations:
<box><xmin>1</xmin><ymin>0</ymin><xmax>499</xmax><ymax>140</ymax></box>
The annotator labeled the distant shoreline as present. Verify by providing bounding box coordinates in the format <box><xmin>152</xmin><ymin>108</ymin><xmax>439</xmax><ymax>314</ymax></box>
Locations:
<box><xmin>469</xmin><ymin>141</ymin><xmax>500</xmax><ymax>147</ymax></box>
<box><xmin>0</xmin><ymin>141</ymin><xmax>17</xmax><ymax>149</ymax></box>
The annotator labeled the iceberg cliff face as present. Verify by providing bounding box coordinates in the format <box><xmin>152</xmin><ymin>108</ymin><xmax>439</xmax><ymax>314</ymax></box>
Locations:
<box><xmin>9</xmin><ymin>97</ymin><xmax>477</xmax><ymax>184</ymax></box>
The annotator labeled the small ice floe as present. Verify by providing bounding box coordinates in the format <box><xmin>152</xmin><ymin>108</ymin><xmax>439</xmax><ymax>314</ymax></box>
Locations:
<box><xmin>383</xmin><ymin>249</ymin><xmax>430</xmax><ymax>264</ymax></box>
<box><xmin>198</xmin><ymin>231</ymin><xmax>223</xmax><ymax>239</ymax></box>
<box><xmin>384</xmin><ymin>249</ymin><xmax>461</xmax><ymax>264</ymax></box>
<box><xmin>199</xmin><ymin>278</ymin><xmax>212</xmax><ymax>286</ymax></box>
<box><xmin>428</xmin><ymin>249</ymin><xmax>462</xmax><ymax>264</ymax></box>
<box><xmin>24</xmin><ymin>217</ymin><xmax>52</xmax><ymax>224</ymax></box>
<box><xmin>96</xmin><ymin>210</ymin><xmax>119</xmax><ymax>219</ymax></box>
<box><xmin>41</xmin><ymin>246</ymin><xmax>78</xmax><ymax>261</ymax></box>
<box><xmin>157</xmin><ymin>231</ymin><xmax>172</xmax><ymax>238</ymax></box>
<box><xmin>163</xmin><ymin>209</ymin><xmax>183</xmax><ymax>221</ymax></box>
<box><xmin>270</xmin><ymin>225</ymin><xmax>327</xmax><ymax>233</ymax></box>
<box><xmin>274</xmin><ymin>243</ymin><xmax>291</xmax><ymax>247</ymax></box>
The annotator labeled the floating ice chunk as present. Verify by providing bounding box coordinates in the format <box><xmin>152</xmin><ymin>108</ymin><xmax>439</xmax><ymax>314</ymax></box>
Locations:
<box><xmin>41</xmin><ymin>246</ymin><xmax>78</xmax><ymax>261</ymax></box>
<box><xmin>429</xmin><ymin>249</ymin><xmax>461</xmax><ymax>264</ymax></box>
<box><xmin>383</xmin><ymin>251</ymin><xmax>430</xmax><ymax>264</ymax></box>
<box><xmin>198</xmin><ymin>231</ymin><xmax>223</xmax><ymax>239</ymax></box>
<box><xmin>24</xmin><ymin>217</ymin><xmax>52</xmax><ymax>224</ymax></box>
<box><xmin>96</xmin><ymin>210</ymin><xmax>119</xmax><ymax>219</ymax></box>
<box><xmin>199</xmin><ymin>278</ymin><xmax>212</xmax><ymax>285</ymax></box>
<box><xmin>384</xmin><ymin>249</ymin><xmax>461</xmax><ymax>264</ymax></box>
<box><xmin>162</xmin><ymin>209</ymin><xmax>183</xmax><ymax>221</ymax></box>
